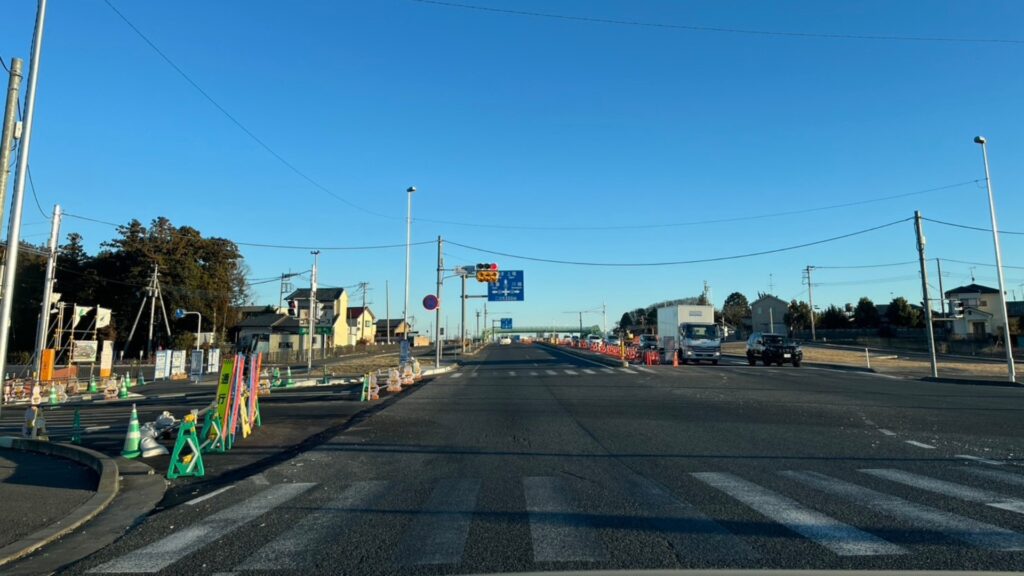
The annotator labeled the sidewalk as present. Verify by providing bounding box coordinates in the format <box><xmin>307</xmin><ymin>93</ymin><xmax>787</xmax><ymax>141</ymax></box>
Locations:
<box><xmin>0</xmin><ymin>448</ymin><xmax>97</xmax><ymax>550</ymax></box>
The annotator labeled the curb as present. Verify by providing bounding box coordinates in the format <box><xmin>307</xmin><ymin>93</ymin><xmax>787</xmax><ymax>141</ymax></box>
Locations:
<box><xmin>0</xmin><ymin>437</ymin><xmax>119</xmax><ymax>568</ymax></box>
<box><xmin>921</xmin><ymin>376</ymin><xmax>1022</xmax><ymax>388</ymax></box>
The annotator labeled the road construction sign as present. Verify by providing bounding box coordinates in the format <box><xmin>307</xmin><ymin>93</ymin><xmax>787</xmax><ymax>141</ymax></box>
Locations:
<box><xmin>215</xmin><ymin>357</ymin><xmax>235</xmax><ymax>426</ymax></box>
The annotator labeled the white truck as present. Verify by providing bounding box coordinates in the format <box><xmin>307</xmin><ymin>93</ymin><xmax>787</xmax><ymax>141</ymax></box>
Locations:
<box><xmin>656</xmin><ymin>304</ymin><xmax>721</xmax><ymax>365</ymax></box>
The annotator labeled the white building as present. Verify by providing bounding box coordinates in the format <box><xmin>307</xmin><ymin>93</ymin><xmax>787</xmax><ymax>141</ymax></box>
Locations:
<box><xmin>944</xmin><ymin>283</ymin><xmax>1006</xmax><ymax>339</ymax></box>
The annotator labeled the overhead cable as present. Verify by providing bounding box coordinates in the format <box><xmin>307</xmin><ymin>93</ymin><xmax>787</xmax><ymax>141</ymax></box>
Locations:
<box><xmin>922</xmin><ymin>217</ymin><xmax>1024</xmax><ymax>236</ymax></box>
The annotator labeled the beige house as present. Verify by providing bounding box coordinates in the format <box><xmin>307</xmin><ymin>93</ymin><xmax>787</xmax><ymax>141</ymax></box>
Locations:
<box><xmin>346</xmin><ymin>307</ymin><xmax>377</xmax><ymax>345</ymax></box>
<box><xmin>285</xmin><ymin>287</ymin><xmax>349</xmax><ymax>348</ymax></box>
<box><xmin>750</xmin><ymin>294</ymin><xmax>789</xmax><ymax>334</ymax></box>
<box><xmin>945</xmin><ymin>283</ymin><xmax>1006</xmax><ymax>339</ymax></box>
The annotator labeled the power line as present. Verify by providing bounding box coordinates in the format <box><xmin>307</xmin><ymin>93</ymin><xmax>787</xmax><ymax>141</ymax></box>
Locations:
<box><xmin>414</xmin><ymin>180</ymin><xmax>979</xmax><ymax>231</ymax></box>
<box><xmin>923</xmin><ymin>216</ymin><xmax>1024</xmax><ymax>235</ymax></box>
<box><xmin>411</xmin><ymin>0</ymin><xmax>1024</xmax><ymax>45</ymax></box>
<box><xmin>939</xmin><ymin>257</ymin><xmax>1024</xmax><ymax>271</ymax></box>
<box><xmin>815</xmin><ymin>260</ymin><xmax>917</xmax><ymax>270</ymax></box>
<box><xmin>100</xmin><ymin>0</ymin><xmax>398</xmax><ymax>221</ymax></box>
<box><xmin>62</xmin><ymin>212</ymin><xmax>435</xmax><ymax>251</ymax></box>
<box><xmin>26</xmin><ymin>165</ymin><xmax>50</xmax><ymax>219</ymax></box>
<box><xmin>447</xmin><ymin>217</ymin><xmax>911</xmax><ymax>267</ymax></box>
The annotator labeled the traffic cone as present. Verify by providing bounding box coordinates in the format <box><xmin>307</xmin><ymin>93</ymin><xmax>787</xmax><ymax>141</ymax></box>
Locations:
<box><xmin>121</xmin><ymin>404</ymin><xmax>141</xmax><ymax>459</ymax></box>
<box><xmin>124</xmin><ymin>372</ymin><xmax>133</xmax><ymax>389</ymax></box>
<box><xmin>285</xmin><ymin>366</ymin><xmax>294</xmax><ymax>387</ymax></box>
<box><xmin>48</xmin><ymin>384</ymin><xmax>58</xmax><ymax>405</ymax></box>
<box><xmin>138</xmin><ymin>373</ymin><xmax>146</xmax><ymax>387</ymax></box>
<box><xmin>271</xmin><ymin>367</ymin><xmax>281</xmax><ymax>387</ymax></box>
<box><xmin>118</xmin><ymin>377</ymin><xmax>129</xmax><ymax>399</ymax></box>
<box><xmin>88</xmin><ymin>375</ymin><xmax>98</xmax><ymax>393</ymax></box>
<box><xmin>70</xmin><ymin>408</ymin><xmax>82</xmax><ymax>444</ymax></box>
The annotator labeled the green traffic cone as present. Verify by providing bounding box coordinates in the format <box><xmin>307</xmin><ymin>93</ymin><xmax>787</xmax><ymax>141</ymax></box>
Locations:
<box><xmin>48</xmin><ymin>385</ymin><xmax>58</xmax><ymax>405</ymax></box>
<box><xmin>124</xmin><ymin>372</ymin><xmax>133</xmax><ymax>389</ymax></box>
<box><xmin>138</xmin><ymin>373</ymin><xmax>146</xmax><ymax>387</ymax></box>
<box><xmin>71</xmin><ymin>408</ymin><xmax>82</xmax><ymax>444</ymax></box>
<box><xmin>88</xmin><ymin>375</ymin><xmax>98</xmax><ymax>394</ymax></box>
<box><xmin>271</xmin><ymin>367</ymin><xmax>281</xmax><ymax>387</ymax></box>
<box><xmin>118</xmin><ymin>378</ymin><xmax>129</xmax><ymax>399</ymax></box>
<box><xmin>121</xmin><ymin>404</ymin><xmax>141</xmax><ymax>458</ymax></box>
<box><xmin>285</xmin><ymin>366</ymin><xmax>294</xmax><ymax>387</ymax></box>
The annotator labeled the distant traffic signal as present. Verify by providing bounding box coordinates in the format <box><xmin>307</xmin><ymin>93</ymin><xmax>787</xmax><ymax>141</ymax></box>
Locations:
<box><xmin>951</xmin><ymin>299</ymin><xmax>964</xmax><ymax>318</ymax></box>
<box><xmin>476</xmin><ymin>263</ymin><xmax>499</xmax><ymax>283</ymax></box>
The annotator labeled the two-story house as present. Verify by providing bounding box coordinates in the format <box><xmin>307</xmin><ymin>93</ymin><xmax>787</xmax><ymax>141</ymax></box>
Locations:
<box><xmin>750</xmin><ymin>294</ymin><xmax>789</xmax><ymax>334</ymax></box>
<box><xmin>346</xmin><ymin>307</ymin><xmax>377</xmax><ymax>345</ymax></box>
<box><xmin>945</xmin><ymin>283</ymin><xmax>1006</xmax><ymax>339</ymax></box>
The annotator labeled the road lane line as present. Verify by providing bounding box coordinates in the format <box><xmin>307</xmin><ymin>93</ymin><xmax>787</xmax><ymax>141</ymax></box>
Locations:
<box><xmin>186</xmin><ymin>485</ymin><xmax>235</xmax><ymax>506</ymax></box>
<box><xmin>782</xmin><ymin>470</ymin><xmax>1024</xmax><ymax>551</ymax></box>
<box><xmin>962</xmin><ymin>467</ymin><xmax>1024</xmax><ymax>486</ymax></box>
<box><xmin>621</xmin><ymin>473</ymin><xmax>757</xmax><ymax>561</ymax></box>
<box><xmin>450</xmin><ymin>372</ymin><xmax>463</xmax><ymax>379</ymax></box>
<box><xmin>582</xmin><ymin>369</ymin><xmax>596</xmax><ymax>375</ymax></box>
<box><xmin>395</xmin><ymin>479</ymin><xmax>481</xmax><ymax>565</ymax></box>
<box><xmin>523</xmin><ymin>477</ymin><xmax>608</xmax><ymax>562</ymax></box>
<box><xmin>564</xmin><ymin>369</ymin><xmax>578</xmax><ymax>375</ymax></box>
<box><xmin>956</xmin><ymin>455</ymin><xmax>1005</xmax><ymax>466</ymax></box>
<box><xmin>545</xmin><ymin>370</ymin><xmax>558</xmax><ymax>376</ymax></box>
<box><xmin>904</xmin><ymin>440</ymin><xmax>936</xmax><ymax>449</ymax></box>
<box><xmin>877</xmin><ymin>429</ymin><xmax>897</xmax><ymax>436</ymax></box>
<box><xmin>89</xmin><ymin>483</ymin><xmax>316</xmax><ymax>573</ymax></box>
<box><xmin>238</xmin><ymin>481</ymin><xmax>389</xmax><ymax>570</ymax></box>
<box><xmin>860</xmin><ymin>468</ymin><xmax>1024</xmax><ymax>514</ymax></box>
<box><xmin>692</xmin><ymin>472</ymin><xmax>904</xmax><ymax>556</ymax></box>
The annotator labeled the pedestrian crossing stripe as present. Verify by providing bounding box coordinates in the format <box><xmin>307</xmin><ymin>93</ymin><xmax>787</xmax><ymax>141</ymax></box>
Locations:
<box><xmin>450</xmin><ymin>372</ymin><xmax>463</xmax><ymax>379</ymax></box>
<box><xmin>85</xmin><ymin>465</ymin><xmax>1024</xmax><ymax>573</ymax></box>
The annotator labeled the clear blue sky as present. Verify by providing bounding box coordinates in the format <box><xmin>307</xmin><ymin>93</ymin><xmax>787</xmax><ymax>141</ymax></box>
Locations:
<box><xmin>2</xmin><ymin>0</ymin><xmax>1023</xmax><ymax>334</ymax></box>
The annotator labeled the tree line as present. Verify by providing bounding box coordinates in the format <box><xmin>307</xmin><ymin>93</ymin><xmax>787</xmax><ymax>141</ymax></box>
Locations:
<box><xmin>4</xmin><ymin>217</ymin><xmax>249</xmax><ymax>362</ymax></box>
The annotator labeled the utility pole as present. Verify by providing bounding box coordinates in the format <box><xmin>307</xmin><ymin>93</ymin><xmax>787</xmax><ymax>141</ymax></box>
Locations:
<box><xmin>404</xmin><ymin>186</ymin><xmax>415</xmax><ymax>340</ymax></box>
<box><xmin>385</xmin><ymin>280</ymin><xmax>391</xmax><ymax>345</ymax></box>
<box><xmin>308</xmin><ymin>250</ymin><xmax>319</xmax><ymax>371</ymax></box>
<box><xmin>806</xmin><ymin>266</ymin><xmax>816</xmax><ymax>341</ymax></box>
<box><xmin>483</xmin><ymin>302</ymin><xmax>488</xmax><ymax>342</ymax></box>
<box><xmin>0</xmin><ymin>58</ymin><xmax>23</xmax><ymax>231</ymax></box>
<box><xmin>602</xmin><ymin>302</ymin><xmax>607</xmax><ymax>335</ymax></box>
<box><xmin>32</xmin><ymin>203</ymin><xmax>59</xmax><ymax>376</ymax></box>
<box><xmin>435</xmin><ymin>236</ymin><xmax>443</xmax><ymax>367</ymax></box>
<box><xmin>461</xmin><ymin>273</ymin><xmax>467</xmax><ymax>354</ymax></box>
<box><xmin>915</xmin><ymin>211</ymin><xmax>939</xmax><ymax>378</ymax></box>
<box><xmin>476</xmin><ymin>309</ymin><xmax>481</xmax><ymax>341</ymax></box>
<box><xmin>0</xmin><ymin>1</ymin><xmax>47</xmax><ymax>403</ymax></box>
<box><xmin>278</xmin><ymin>271</ymin><xmax>294</xmax><ymax>310</ymax></box>
<box><xmin>579</xmin><ymin>312</ymin><xmax>584</xmax><ymax>339</ymax></box>
<box><xmin>936</xmin><ymin>258</ymin><xmax>946</xmax><ymax>315</ymax></box>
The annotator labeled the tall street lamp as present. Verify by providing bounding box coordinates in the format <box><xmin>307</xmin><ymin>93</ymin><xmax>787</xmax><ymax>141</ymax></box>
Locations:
<box><xmin>404</xmin><ymin>186</ymin><xmax>415</xmax><ymax>341</ymax></box>
<box><xmin>974</xmin><ymin>136</ymin><xmax>1016</xmax><ymax>383</ymax></box>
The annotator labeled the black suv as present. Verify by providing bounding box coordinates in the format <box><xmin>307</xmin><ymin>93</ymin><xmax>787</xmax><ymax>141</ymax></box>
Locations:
<box><xmin>746</xmin><ymin>332</ymin><xmax>803</xmax><ymax>367</ymax></box>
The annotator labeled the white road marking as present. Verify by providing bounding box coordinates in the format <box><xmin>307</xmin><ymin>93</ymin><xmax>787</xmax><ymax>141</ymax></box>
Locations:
<box><xmin>545</xmin><ymin>370</ymin><xmax>558</xmax><ymax>376</ymax></box>
<box><xmin>582</xmin><ymin>369</ymin><xmax>596</xmax><ymax>375</ymax></box>
<box><xmin>782</xmin><ymin>470</ymin><xmax>1024</xmax><ymax>551</ymax></box>
<box><xmin>237</xmin><ymin>481</ymin><xmax>389</xmax><ymax>570</ymax></box>
<box><xmin>186</xmin><ymin>485</ymin><xmax>235</xmax><ymax>506</ymax></box>
<box><xmin>904</xmin><ymin>440</ymin><xmax>936</xmax><ymax>449</ymax></box>
<box><xmin>956</xmin><ymin>455</ymin><xmax>1005</xmax><ymax>466</ymax></box>
<box><xmin>619</xmin><ymin>368</ymin><xmax>637</xmax><ymax>374</ymax></box>
<box><xmin>84</xmin><ymin>425</ymin><xmax>111</xmax><ymax>433</ymax></box>
<box><xmin>600</xmin><ymin>368</ymin><xmax>615</xmax><ymax>374</ymax></box>
<box><xmin>523</xmin><ymin>477</ymin><xmax>608</xmax><ymax>562</ymax></box>
<box><xmin>508</xmin><ymin>370</ymin><xmax>517</xmax><ymax>377</ymax></box>
<box><xmin>249</xmin><ymin>473</ymin><xmax>270</xmax><ymax>486</ymax></box>
<box><xmin>962</xmin><ymin>467</ymin><xmax>1024</xmax><ymax>487</ymax></box>
<box><xmin>529</xmin><ymin>371</ymin><xmax>539</xmax><ymax>376</ymax></box>
<box><xmin>89</xmin><ymin>483</ymin><xmax>316</xmax><ymax>573</ymax></box>
<box><xmin>564</xmin><ymin>369</ymin><xmax>578</xmax><ymax>375</ymax></box>
<box><xmin>861</xmin><ymin>468</ymin><xmax>1024</xmax><ymax>514</ymax></box>
<box><xmin>395</xmin><ymin>478</ymin><xmax>481</xmax><ymax>565</ymax></box>
<box><xmin>877</xmin><ymin>429</ymin><xmax>897</xmax><ymax>436</ymax></box>
<box><xmin>692</xmin><ymin>472</ymin><xmax>904</xmax><ymax>556</ymax></box>
<box><xmin>450</xmin><ymin>372</ymin><xmax>463</xmax><ymax>379</ymax></box>
<box><xmin>469</xmin><ymin>372</ymin><xmax>478</xmax><ymax>378</ymax></box>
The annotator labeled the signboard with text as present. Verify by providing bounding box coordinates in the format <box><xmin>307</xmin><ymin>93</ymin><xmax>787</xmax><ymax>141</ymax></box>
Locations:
<box><xmin>154</xmin><ymin>350</ymin><xmax>170</xmax><ymax>380</ymax></box>
<box><xmin>170</xmin><ymin>350</ymin><xmax>187</xmax><ymax>377</ymax></box>
<box><xmin>487</xmin><ymin>271</ymin><xmax>524</xmax><ymax>302</ymax></box>
<box><xmin>71</xmin><ymin>340</ymin><xmax>98</xmax><ymax>363</ymax></box>
<box><xmin>190</xmin><ymin>349</ymin><xmax>204</xmax><ymax>378</ymax></box>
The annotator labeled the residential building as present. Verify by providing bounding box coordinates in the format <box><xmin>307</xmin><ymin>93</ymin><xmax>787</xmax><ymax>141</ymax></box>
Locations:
<box><xmin>375</xmin><ymin>319</ymin><xmax>410</xmax><ymax>343</ymax></box>
<box><xmin>945</xmin><ymin>283</ymin><xmax>1008</xmax><ymax>340</ymax></box>
<box><xmin>750</xmin><ymin>294</ymin><xmax>789</xmax><ymax>334</ymax></box>
<box><xmin>346</xmin><ymin>307</ymin><xmax>377</xmax><ymax>345</ymax></box>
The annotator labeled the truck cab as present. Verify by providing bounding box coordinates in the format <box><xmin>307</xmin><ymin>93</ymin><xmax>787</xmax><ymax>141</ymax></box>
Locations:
<box><xmin>678</xmin><ymin>322</ymin><xmax>721</xmax><ymax>364</ymax></box>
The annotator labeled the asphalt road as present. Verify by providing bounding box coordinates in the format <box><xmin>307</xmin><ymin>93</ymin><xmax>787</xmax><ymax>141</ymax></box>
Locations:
<box><xmin>62</xmin><ymin>343</ymin><xmax>1024</xmax><ymax>574</ymax></box>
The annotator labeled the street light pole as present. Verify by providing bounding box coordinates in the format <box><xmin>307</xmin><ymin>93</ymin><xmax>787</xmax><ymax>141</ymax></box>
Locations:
<box><xmin>403</xmin><ymin>186</ymin><xmax>415</xmax><ymax>341</ymax></box>
<box><xmin>308</xmin><ymin>250</ymin><xmax>319</xmax><ymax>372</ymax></box>
<box><xmin>974</xmin><ymin>136</ymin><xmax>1015</xmax><ymax>383</ymax></box>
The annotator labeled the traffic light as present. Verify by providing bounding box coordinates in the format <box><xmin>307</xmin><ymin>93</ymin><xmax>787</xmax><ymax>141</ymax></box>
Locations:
<box><xmin>288</xmin><ymin>300</ymin><xmax>298</xmax><ymax>316</ymax></box>
<box><xmin>951</xmin><ymin>299</ymin><xmax>964</xmax><ymax>318</ymax></box>
<box><xmin>475</xmin><ymin>263</ymin><xmax>499</xmax><ymax>283</ymax></box>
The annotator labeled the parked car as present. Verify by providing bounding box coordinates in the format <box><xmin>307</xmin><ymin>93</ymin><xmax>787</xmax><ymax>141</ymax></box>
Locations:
<box><xmin>745</xmin><ymin>332</ymin><xmax>802</xmax><ymax>367</ymax></box>
<box><xmin>586</xmin><ymin>334</ymin><xmax>602</xmax><ymax>345</ymax></box>
<box><xmin>498</xmin><ymin>336</ymin><xmax>512</xmax><ymax>345</ymax></box>
<box><xmin>606</xmin><ymin>335</ymin><xmax>621</xmax><ymax>346</ymax></box>
<box><xmin>639</xmin><ymin>334</ymin><xmax>658</xmax><ymax>349</ymax></box>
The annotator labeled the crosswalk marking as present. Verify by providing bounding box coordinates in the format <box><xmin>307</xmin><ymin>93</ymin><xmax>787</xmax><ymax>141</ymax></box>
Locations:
<box><xmin>469</xmin><ymin>372</ymin><xmax>479</xmax><ymax>378</ymax></box>
<box><xmin>523</xmin><ymin>477</ymin><xmax>608</xmax><ymax>562</ymax></box>
<box><xmin>508</xmin><ymin>370</ymin><xmax>517</xmax><ymax>377</ymax></box>
<box><xmin>88</xmin><ymin>483</ymin><xmax>316</xmax><ymax>573</ymax></box>
<box><xmin>621</xmin><ymin>473</ymin><xmax>757</xmax><ymax>561</ymax></box>
<box><xmin>600</xmin><ymin>368</ymin><xmax>615</xmax><ymax>374</ymax></box>
<box><xmin>529</xmin><ymin>371</ymin><xmax>539</xmax><ymax>376</ymax></box>
<box><xmin>782</xmin><ymin>470</ymin><xmax>1024</xmax><ymax>551</ymax></box>
<box><xmin>619</xmin><ymin>368</ymin><xmax>637</xmax><ymax>374</ymax></box>
<box><xmin>545</xmin><ymin>370</ymin><xmax>558</xmax><ymax>376</ymax></box>
<box><xmin>395</xmin><ymin>478</ymin><xmax>481</xmax><ymax>565</ymax></box>
<box><xmin>237</xmin><ymin>481</ymin><xmax>389</xmax><ymax>570</ymax></box>
<box><xmin>564</xmin><ymin>369</ymin><xmax>578</xmax><ymax>375</ymax></box>
<box><xmin>636</xmin><ymin>366</ymin><xmax>654</xmax><ymax>373</ymax></box>
<box><xmin>582</xmin><ymin>369</ymin><xmax>596</xmax><ymax>375</ymax></box>
<box><xmin>692</xmin><ymin>472</ymin><xmax>905</xmax><ymax>556</ymax></box>
<box><xmin>904</xmin><ymin>440</ymin><xmax>936</xmax><ymax>449</ymax></box>
<box><xmin>450</xmin><ymin>372</ymin><xmax>464</xmax><ymax>379</ymax></box>
<box><xmin>962</xmin><ymin>467</ymin><xmax>1024</xmax><ymax>487</ymax></box>
<box><xmin>861</xmin><ymin>468</ymin><xmax>1024</xmax><ymax>514</ymax></box>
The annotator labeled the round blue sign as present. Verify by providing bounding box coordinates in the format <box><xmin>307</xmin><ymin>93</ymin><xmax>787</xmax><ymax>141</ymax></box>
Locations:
<box><xmin>175</xmin><ymin>308</ymin><xmax>186</xmax><ymax>319</ymax></box>
<box><xmin>422</xmin><ymin>294</ymin><xmax>438</xmax><ymax>311</ymax></box>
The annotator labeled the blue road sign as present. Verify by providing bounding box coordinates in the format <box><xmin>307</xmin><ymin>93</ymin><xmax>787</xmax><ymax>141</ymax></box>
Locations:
<box><xmin>500</xmin><ymin>318</ymin><xmax>512</xmax><ymax>329</ymax></box>
<box><xmin>488</xmin><ymin>270</ymin><xmax>524</xmax><ymax>302</ymax></box>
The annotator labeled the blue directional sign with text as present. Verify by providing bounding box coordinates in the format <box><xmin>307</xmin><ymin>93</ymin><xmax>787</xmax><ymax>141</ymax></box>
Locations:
<box><xmin>500</xmin><ymin>318</ymin><xmax>512</xmax><ymax>329</ymax></box>
<box><xmin>488</xmin><ymin>270</ymin><xmax>524</xmax><ymax>302</ymax></box>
